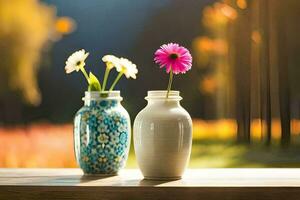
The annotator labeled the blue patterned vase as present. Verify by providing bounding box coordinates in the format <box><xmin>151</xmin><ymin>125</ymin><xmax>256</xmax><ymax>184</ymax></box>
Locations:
<box><xmin>74</xmin><ymin>91</ymin><xmax>131</xmax><ymax>175</ymax></box>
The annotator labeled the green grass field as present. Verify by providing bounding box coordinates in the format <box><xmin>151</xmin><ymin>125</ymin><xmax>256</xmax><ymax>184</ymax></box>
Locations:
<box><xmin>126</xmin><ymin>139</ymin><xmax>300</xmax><ymax>168</ymax></box>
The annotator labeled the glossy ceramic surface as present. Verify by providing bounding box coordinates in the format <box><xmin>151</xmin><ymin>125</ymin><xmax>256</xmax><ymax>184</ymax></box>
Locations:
<box><xmin>74</xmin><ymin>91</ymin><xmax>131</xmax><ymax>174</ymax></box>
<box><xmin>133</xmin><ymin>91</ymin><xmax>192</xmax><ymax>179</ymax></box>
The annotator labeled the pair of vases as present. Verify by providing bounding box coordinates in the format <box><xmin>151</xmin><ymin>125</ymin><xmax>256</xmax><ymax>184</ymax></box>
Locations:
<box><xmin>74</xmin><ymin>90</ymin><xmax>192</xmax><ymax>180</ymax></box>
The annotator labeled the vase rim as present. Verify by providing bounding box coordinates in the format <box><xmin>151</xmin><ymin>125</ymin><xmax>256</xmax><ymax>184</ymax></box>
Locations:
<box><xmin>146</xmin><ymin>90</ymin><xmax>182</xmax><ymax>100</ymax></box>
<box><xmin>83</xmin><ymin>91</ymin><xmax>122</xmax><ymax>101</ymax></box>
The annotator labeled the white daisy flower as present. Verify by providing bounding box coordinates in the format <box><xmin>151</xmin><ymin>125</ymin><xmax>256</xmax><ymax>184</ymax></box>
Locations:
<box><xmin>117</xmin><ymin>124</ymin><xmax>127</xmax><ymax>132</ymax></box>
<box><xmin>102</xmin><ymin>55</ymin><xmax>121</xmax><ymax>70</ymax></box>
<box><xmin>116</xmin><ymin>58</ymin><xmax>138</xmax><ymax>79</ymax></box>
<box><xmin>111</xmin><ymin>133</ymin><xmax>120</xmax><ymax>145</ymax></box>
<box><xmin>91</xmin><ymin>149</ymin><xmax>98</xmax><ymax>154</ymax></box>
<box><xmin>90</xmin><ymin>109</ymin><xmax>99</xmax><ymax>116</ymax></box>
<box><xmin>65</xmin><ymin>49</ymin><xmax>89</xmax><ymax>74</ymax></box>
<box><xmin>97</xmin><ymin>123</ymin><xmax>109</xmax><ymax>133</ymax></box>
<box><xmin>97</xmin><ymin>134</ymin><xmax>109</xmax><ymax>144</ymax></box>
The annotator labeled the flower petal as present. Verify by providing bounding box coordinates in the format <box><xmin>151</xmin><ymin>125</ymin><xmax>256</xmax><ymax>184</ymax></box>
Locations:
<box><xmin>64</xmin><ymin>49</ymin><xmax>89</xmax><ymax>74</ymax></box>
<box><xmin>154</xmin><ymin>43</ymin><xmax>192</xmax><ymax>74</ymax></box>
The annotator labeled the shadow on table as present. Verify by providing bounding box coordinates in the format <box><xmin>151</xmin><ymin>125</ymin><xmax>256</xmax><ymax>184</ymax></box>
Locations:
<box><xmin>139</xmin><ymin>179</ymin><xmax>182</xmax><ymax>186</ymax></box>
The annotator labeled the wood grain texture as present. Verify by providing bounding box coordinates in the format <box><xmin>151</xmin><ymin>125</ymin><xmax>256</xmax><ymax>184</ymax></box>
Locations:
<box><xmin>1</xmin><ymin>169</ymin><xmax>300</xmax><ymax>200</ymax></box>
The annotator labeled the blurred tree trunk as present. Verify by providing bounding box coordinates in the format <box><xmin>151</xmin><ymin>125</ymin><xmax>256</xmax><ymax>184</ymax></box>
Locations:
<box><xmin>275</xmin><ymin>1</ymin><xmax>291</xmax><ymax>147</ymax></box>
<box><xmin>229</xmin><ymin>0</ymin><xmax>293</xmax><ymax>146</ymax></box>
<box><xmin>259</xmin><ymin>0</ymin><xmax>272</xmax><ymax>146</ymax></box>
<box><xmin>234</xmin><ymin>4</ymin><xmax>251</xmax><ymax>144</ymax></box>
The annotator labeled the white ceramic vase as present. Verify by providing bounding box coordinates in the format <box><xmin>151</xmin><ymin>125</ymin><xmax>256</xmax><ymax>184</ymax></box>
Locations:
<box><xmin>133</xmin><ymin>90</ymin><xmax>192</xmax><ymax>180</ymax></box>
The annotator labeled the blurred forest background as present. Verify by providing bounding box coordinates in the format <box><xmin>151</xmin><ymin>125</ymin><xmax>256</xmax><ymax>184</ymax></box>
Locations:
<box><xmin>1</xmin><ymin>0</ymin><xmax>300</xmax><ymax>168</ymax></box>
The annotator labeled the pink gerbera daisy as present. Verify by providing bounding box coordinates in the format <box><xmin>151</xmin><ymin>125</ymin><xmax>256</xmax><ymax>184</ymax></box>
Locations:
<box><xmin>154</xmin><ymin>43</ymin><xmax>192</xmax><ymax>98</ymax></box>
<box><xmin>154</xmin><ymin>43</ymin><xmax>192</xmax><ymax>74</ymax></box>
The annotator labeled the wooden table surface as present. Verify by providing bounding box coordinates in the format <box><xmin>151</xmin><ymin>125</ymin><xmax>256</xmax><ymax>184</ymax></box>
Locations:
<box><xmin>1</xmin><ymin>168</ymin><xmax>300</xmax><ymax>199</ymax></box>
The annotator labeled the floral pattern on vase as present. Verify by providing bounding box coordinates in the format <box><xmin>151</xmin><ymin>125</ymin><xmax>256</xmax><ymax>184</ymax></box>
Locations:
<box><xmin>74</xmin><ymin>93</ymin><xmax>130</xmax><ymax>175</ymax></box>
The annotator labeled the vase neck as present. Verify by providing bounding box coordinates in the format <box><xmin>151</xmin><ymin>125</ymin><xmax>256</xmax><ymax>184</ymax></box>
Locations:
<box><xmin>83</xmin><ymin>91</ymin><xmax>122</xmax><ymax>106</ymax></box>
<box><xmin>146</xmin><ymin>90</ymin><xmax>181</xmax><ymax>100</ymax></box>
<box><xmin>145</xmin><ymin>90</ymin><xmax>182</xmax><ymax>106</ymax></box>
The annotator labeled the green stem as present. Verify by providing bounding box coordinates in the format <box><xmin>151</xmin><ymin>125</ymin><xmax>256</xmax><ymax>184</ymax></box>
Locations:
<box><xmin>80</xmin><ymin>66</ymin><xmax>90</xmax><ymax>84</ymax></box>
<box><xmin>102</xmin><ymin>67</ymin><xmax>111</xmax><ymax>92</ymax></box>
<box><xmin>109</xmin><ymin>72</ymin><xmax>123</xmax><ymax>91</ymax></box>
<box><xmin>166</xmin><ymin>68</ymin><xmax>173</xmax><ymax>99</ymax></box>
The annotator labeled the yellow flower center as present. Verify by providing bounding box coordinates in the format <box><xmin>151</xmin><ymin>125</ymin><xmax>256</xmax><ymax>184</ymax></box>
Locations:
<box><xmin>121</xmin><ymin>66</ymin><xmax>127</xmax><ymax>73</ymax></box>
<box><xmin>106</xmin><ymin>62</ymin><xmax>114</xmax><ymax>70</ymax></box>
<box><xmin>76</xmin><ymin>61</ymin><xmax>82</xmax><ymax>66</ymax></box>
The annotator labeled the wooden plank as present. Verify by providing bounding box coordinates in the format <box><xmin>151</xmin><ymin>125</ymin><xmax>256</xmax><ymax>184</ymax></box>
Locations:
<box><xmin>1</xmin><ymin>169</ymin><xmax>300</xmax><ymax>200</ymax></box>
<box><xmin>2</xmin><ymin>186</ymin><xmax>300</xmax><ymax>200</ymax></box>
